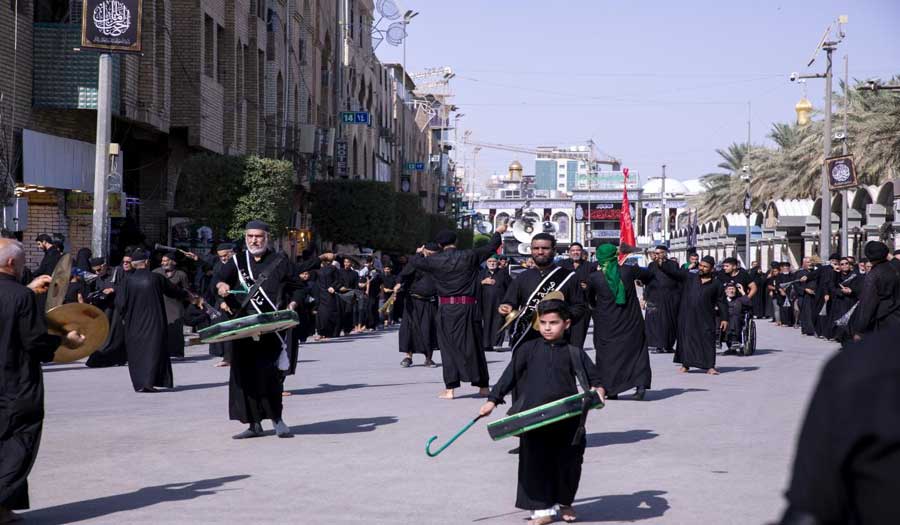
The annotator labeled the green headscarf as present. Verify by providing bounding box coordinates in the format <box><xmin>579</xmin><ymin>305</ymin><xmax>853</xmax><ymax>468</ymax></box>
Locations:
<box><xmin>596</xmin><ymin>244</ymin><xmax>625</xmax><ymax>305</ymax></box>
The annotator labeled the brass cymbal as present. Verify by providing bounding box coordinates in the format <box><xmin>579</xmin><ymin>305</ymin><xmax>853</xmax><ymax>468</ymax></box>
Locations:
<box><xmin>497</xmin><ymin>309</ymin><xmax>520</xmax><ymax>333</ymax></box>
<box><xmin>47</xmin><ymin>303</ymin><xmax>110</xmax><ymax>363</ymax></box>
<box><xmin>46</xmin><ymin>253</ymin><xmax>73</xmax><ymax>313</ymax></box>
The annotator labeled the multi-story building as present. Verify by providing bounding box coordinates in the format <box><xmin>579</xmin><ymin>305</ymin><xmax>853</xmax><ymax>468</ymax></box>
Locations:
<box><xmin>1</xmin><ymin>0</ymin><xmax>444</xmax><ymax>266</ymax></box>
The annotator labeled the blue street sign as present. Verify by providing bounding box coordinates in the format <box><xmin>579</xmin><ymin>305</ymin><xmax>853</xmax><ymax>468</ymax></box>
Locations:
<box><xmin>404</xmin><ymin>162</ymin><xmax>426</xmax><ymax>171</ymax></box>
<box><xmin>341</xmin><ymin>111</ymin><xmax>370</xmax><ymax>125</ymax></box>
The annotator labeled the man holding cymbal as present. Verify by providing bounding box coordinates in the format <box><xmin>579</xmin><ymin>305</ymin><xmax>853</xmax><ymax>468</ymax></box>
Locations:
<box><xmin>0</xmin><ymin>238</ymin><xmax>85</xmax><ymax>523</ymax></box>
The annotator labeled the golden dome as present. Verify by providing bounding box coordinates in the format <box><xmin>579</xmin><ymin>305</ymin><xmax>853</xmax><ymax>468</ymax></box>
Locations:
<box><xmin>508</xmin><ymin>160</ymin><xmax>523</xmax><ymax>171</ymax></box>
<box><xmin>795</xmin><ymin>97</ymin><xmax>813</xmax><ymax>126</ymax></box>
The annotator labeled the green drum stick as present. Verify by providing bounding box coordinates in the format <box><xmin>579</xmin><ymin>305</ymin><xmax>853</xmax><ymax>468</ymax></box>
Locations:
<box><xmin>425</xmin><ymin>415</ymin><xmax>485</xmax><ymax>458</ymax></box>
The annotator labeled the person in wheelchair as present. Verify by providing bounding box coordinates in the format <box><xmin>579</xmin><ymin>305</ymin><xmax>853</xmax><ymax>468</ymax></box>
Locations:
<box><xmin>722</xmin><ymin>281</ymin><xmax>752</xmax><ymax>354</ymax></box>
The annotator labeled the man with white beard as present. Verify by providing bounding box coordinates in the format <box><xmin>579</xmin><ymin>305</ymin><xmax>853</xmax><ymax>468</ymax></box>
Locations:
<box><xmin>215</xmin><ymin>221</ymin><xmax>299</xmax><ymax>439</ymax></box>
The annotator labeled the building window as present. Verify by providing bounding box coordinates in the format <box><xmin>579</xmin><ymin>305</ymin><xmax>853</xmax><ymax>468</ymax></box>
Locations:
<box><xmin>204</xmin><ymin>15</ymin><xmax>214</xmax><ymax>78</ymax></box>
<box><xmin>216</xmin><ymin>24</ymin><xmax>226</xmax><ymax>84</ymax></box>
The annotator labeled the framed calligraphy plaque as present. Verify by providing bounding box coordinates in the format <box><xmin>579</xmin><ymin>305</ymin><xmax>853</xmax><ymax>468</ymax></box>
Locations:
<box><xmin>81</xmin><ymin>0</ymin><xmax>143</xmax><ymax>53</ymax></box>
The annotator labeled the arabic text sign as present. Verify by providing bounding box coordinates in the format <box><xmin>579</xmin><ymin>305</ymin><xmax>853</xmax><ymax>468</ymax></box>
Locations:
<box><xmin>82</xmin><ymin>0</ymin><xmax>143</xmax><ymax>52</ymax></box>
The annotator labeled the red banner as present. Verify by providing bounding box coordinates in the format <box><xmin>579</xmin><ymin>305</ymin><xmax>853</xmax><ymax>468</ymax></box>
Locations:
<box><xmin>619</xmin><ymin>168</ymin><xmax>636</xmax><ymax>262</ymax></box>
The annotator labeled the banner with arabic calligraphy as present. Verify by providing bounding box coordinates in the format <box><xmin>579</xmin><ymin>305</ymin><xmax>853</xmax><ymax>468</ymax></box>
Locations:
<box><xmin>81</xmin><ymin>0</ymin><xmax>143</xmax><ymax>52</ymax></box>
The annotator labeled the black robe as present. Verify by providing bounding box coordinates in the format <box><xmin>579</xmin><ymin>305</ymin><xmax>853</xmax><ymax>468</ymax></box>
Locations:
<box><xmin>477</xmin><ymin>267</ymin><xmax>511</xmax><ymax>350</ymax></box>
<box><xmin>397</xmin><ymin>263</ymin><xmax>437</xmax><ymax>356</ymax></box>
<box><xmin>776</xmin><ymin>273</ymin><xmax>797</xmax><ymax>327</ymax></box>
<box><xmin>85</xmin><ymin>267</ymin><xmax>129</xmax><ymax>367</ymax></box>
<box><xmin>558</xmin><ymin>259</ymin><xmax>595</xmax><ymax>349</ymax></box>
<box><xmin>153</xmin><ymin>268</ymin><xmax>190</xmax><ymax>358</ymax></box>
<box><xmin>749</xmin><ymin>267</ymin><xmax>768</xmax><ymax>318</ymax></box>
<box><xmin>487</xmin><ymin>338</ymin><xmax>602</xmax><ymax>511</ymax></box>
<box><xmin>338</xmin><ymin>268</ymin><xmax>359</xmax><ymax>334</ymax></box>
<box><xmin>116</xmin><ymin>269</ymin><xmax>187</xmax><ymax>390</ymax></box>
<box><xmin>851</xmin><ymin>260</ymin><xmax>900</xmax><ymax>336</ymax></box>
<box><xmin>407</xmin><ymin>232</ymin><xmax>502</xmax><ymax>389</ymax></box>
<box><xmin>216</xmin><ymin>249</ymin><xmax>298</xmax><ymax>424</ymax></box>
<box><xmin>781</xmin><ymin>326</ymin><xmax>900</xmax><ymax>524</ymax></box>
<box><xmin>365</xmin><ymin>270</ymin><xmax>382</xmax><ymax>329</ymax></box>
<box><xmin>382</xmin><ymin>273</ymin><xmax>403</xmax><ymax>323</ymax></box>
<box><xmin>643</xmin><ymin>262</ymin><xmax>680</xmax><ymax>352</ymax></box>
<box><xmin>829</xmin><ymin>271</ymin><xmax>857</xmax><ymax>342</ymax></box>
<box><xmin>34</xmin><ymin>246</ymin><xmax>61</xmax><ymax>277</ymax></box>
<box><xmin>812</xmin><ymin>266</ymin><xmax>836</xmax><ymax>339</ymax></box>
<box><xmin>0</xmin><ymin>274</ymin><xmax>60</xmax><ymax>511</ymax></box>
<box><xmin>660</xmin><ymin>262</ymin><xmax>728</xmax><ymax>370</ymax></box>
<box><xmin>500</xmin><ymin>264</ymin><xmax>587</xmax><ymax>352</ymax></box>
<box><xmin>315</xmin><ymin>265</ymin><xmax>340</xmax><ymax>337</ymax></box>
<box><xmin>795</xmin><ymin>269</ymin><xmax>817</xmax><ymax>336</ymax></box>
<box><xmin>588</xmin><ymin>265</ymin><xmax>652</xmax><ymax>396</ymax></box>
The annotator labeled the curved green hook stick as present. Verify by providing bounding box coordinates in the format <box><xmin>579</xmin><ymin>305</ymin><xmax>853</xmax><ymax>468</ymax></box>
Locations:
<box><xmin>425</xmin><ymin>415</ymin><xmax>485</xmax><ymax>458</ymax></box>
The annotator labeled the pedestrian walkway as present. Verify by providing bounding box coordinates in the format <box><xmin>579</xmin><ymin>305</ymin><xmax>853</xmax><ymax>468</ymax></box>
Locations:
<box><xmin>29</xmin><ymin>322</ymin><xmax>837</xmax><ymax>524</ymax></box>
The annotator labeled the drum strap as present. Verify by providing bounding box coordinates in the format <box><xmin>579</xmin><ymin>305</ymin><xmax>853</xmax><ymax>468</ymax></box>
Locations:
<box><xmin>233</xmin><ymin>251</ymin><xmax>289</xmax><ymax>367</ymax></box>
<box><xmin>568</xmin><ymin>345</ymin><xmax>595</xmax><ymax>446</ymax></box>
<box><xmin>509</xmin><ymin>267</ymin><xmax>575</xmax><ymax>351</ymax></box>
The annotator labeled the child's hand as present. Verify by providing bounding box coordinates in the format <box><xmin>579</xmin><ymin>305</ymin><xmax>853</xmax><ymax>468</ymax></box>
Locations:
<box><xmin>479</xmin><ymin>401</ymin><xmax>495</xmax><ymax>417</ymax></box>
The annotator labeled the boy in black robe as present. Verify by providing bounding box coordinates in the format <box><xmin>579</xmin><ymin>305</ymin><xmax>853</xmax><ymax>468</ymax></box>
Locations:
<box><xmin>479</xmin><ymin>300</ymin><xmax>605</xmax><ymax>525</ymax></box>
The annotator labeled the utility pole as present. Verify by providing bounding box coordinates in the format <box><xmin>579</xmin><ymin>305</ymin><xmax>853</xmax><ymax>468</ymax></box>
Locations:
<box><xmin>795</xmin><ymin>17</ymin><xmax>845</xmax><ymax>257</ymax></box>
<box><xmin>745</xmin><ymin>101</ymin><xmax>752</xmax><ymax>268</ymax></box>
<box><xmin>91</xmin><ymin>54</ymin><xmax>112</xmax><ymax>258</ymax></box>
<box><xmin>661</xmin><ymin>164</ymin><xmax>668</xmax><ymax>242</ymax></box>
<box><xmin>840</xmin><ymin>54</ymin><xmax>849</xmax><ymax>257</ymax></box>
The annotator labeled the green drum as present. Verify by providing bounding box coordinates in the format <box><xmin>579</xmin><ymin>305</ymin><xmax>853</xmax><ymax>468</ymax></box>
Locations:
<box><xmin>487</xmin><ymin>391</ymin><xmax>604</xmax><ymax>441</ymax></box>
<box><xmin>199</xmin><ymin>310</ymin><xmax>299</xmax><ymax>344</ymax></box>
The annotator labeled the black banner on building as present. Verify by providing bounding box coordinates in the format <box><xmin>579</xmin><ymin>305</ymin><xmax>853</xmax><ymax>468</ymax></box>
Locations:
<box><xmin>81</xmin><ymin>0</ymin><xmax>143</xmax><ymax>53</ymax></box>
<box><xmin>826</xmin><ymin>155</ymin><xmax>858</xmax><ymax>190</ymax></box>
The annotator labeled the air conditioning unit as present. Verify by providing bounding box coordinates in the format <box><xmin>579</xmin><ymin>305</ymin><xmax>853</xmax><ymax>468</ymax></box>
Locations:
<box><xmin>298</xmin><ymin>124</ymin><xmax>316</xmax><ymax>154</ymax></box>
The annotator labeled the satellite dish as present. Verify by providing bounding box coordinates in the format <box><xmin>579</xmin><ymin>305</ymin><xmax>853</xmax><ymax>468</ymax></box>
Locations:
<box><xmin>385</xmin><ymin>22</ymin><xmax>407</xmax><ymax>46</ymax></box>
<box><xmin>377</xmin><ymin>0</ymin><xmax>400</xmax><ymax>20</ymax></box>
<box><xmin>512</xmin><ymin>218</ymin><xmax>537</xmax><ymax>244</ymax></box>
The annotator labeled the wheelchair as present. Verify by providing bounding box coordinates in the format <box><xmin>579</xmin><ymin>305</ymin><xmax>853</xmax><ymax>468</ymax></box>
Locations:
<box><xmin>719</xmin><ymin>309</ymin><xmax>757</xmax><ymax>356</ymax></box>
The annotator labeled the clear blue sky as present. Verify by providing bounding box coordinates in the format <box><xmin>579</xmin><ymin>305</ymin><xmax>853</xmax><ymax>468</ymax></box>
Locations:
<box><xmin>375</xmin><ymin>0</ymin><xmax>899</xmax><ymax>189</ymax></box>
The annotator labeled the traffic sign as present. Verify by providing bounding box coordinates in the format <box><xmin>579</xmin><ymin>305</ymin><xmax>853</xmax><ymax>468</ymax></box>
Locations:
<box><xmin>404</xmin><ymin>162</ymin><xmax>426</xmax><ymax>171</ymax></box>
<box><xmin>341</xmin><ymin>111</ymin><xmax>371</xmax><ymax>125</ymax></box>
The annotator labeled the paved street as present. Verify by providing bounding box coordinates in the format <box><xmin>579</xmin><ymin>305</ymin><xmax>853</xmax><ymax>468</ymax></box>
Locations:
<box><xmin>27</xmin><ymin>321</ymin><xmax>837</xmax><ymax>525</ymax></box>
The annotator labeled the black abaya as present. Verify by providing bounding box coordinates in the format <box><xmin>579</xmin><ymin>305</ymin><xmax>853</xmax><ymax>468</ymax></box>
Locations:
<box><xmin>487</xmin><ymin>337</ymin><xmax>602</xmax><ymax>511</ymax></box>
<box><xmin>116</xmin><ymin>269</ymin><xmax>187</xmax><ymax>390</ymax></box>
<box><xmin>643</xmin><ymin>263</ymin><xmax>679</xmax><ymax>352</ymax></box>
<box><xmin>315</xmin><ymin>265</ymin><xmax>340</xmax><ymax>337</ymax></box>
<box><xmin>0</xmin><ymin>275</ymin><xmax>60</xmax><ymax>510</ymax></box>
<box><xmin>85</xmin><ymin>267</ymin><xmax>128</xmax><ymax>368</ymax></box>
<box><xmin>407</xmin><ymin>233</ymin><xmax>502</xmax><ymax>389</ymax></box>
<box><xmin>660</xmin><ymin>261</ymin><xmax>727</xmax><ymax>370</ymax></box>
<box><xmin>398</xmin><ymin>264</ymin><xmax>437</xmax><ymax>356</ymax></box>
<box><xmin>477</xmin><ymin>267</ymin><xmax>511</xmax><ymax>350</ymax></box>
<box><xmin>216</xmin><ymin>249</ymin><xmax>298</xmax><ymax>424</ymax></box>
<box><xmin>587</xmin><ymin>264</ymin><xmax>652</xmax><ymax>396</ymax></box>
<box><xmin>558</xmin><ymin>258</ymin><xmax>595</xmax><ymax>349</ymax></box>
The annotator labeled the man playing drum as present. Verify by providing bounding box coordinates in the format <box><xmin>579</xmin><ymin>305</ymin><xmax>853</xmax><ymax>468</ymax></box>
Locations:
<box><xmin>215</xmin><ymin>221</ymin><xmax>300</xmax><ymax>439</ymax></box>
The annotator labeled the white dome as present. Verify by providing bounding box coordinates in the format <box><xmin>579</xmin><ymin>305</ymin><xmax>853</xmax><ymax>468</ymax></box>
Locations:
<box><xmin>642</xmin><ymin>177</ymin><xmax>688</xmax><ymax>195</ymax></box>
<box><xmin>682</xmin><ymin>179</ymin><xmax>708</xmax><ymax>195</ymax></box>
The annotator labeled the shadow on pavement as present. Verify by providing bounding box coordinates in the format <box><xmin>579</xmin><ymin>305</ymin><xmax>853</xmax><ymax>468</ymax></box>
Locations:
<box><xmin>471</xmin><ymin>490</ymin><xmax>669</xmax><ymax>523</ymax></box>
<box><xmin>643</xmin><ymin>387</ymin><xmax>708</xmax><ymax>401</ymax></box>
<box><xmin>288</xmin><ymin>382</ymin><xmax>417</xmax><ymax>395</ymax></box>
<box><xmin>23</xmin><ymin>475</ymin><xmax>251</xmax><ymax>524</ymax></box>
<box><xmin>748</xmin><ymin>348</ymin><xmax>781</xmax><ymax>355</ymax></box>
<box><xmin>574</xmin><ymin>490</ymin><xmax>670</xmax><ymax>521</ymax></box>
<box><xmin>586</xmin><ymin>429</ymin><xmax>658</xmax><ymax>448</ymax></box>
<box><xmin>716</xmin><ymin>366</ymin><xmax>760</xmax><ymax>373</ymax></box>
<box><xmin>290</xmin><ymin>416</ymin><xmax>398</xmax><ymax>434</ymax></box>
<box><xmin>169</xmin><ymin>381</ymin><xmax>228</xmax><ymax>392</ymax></box>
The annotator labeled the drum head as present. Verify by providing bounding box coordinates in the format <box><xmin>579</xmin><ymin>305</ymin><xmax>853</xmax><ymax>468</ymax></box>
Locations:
<box><xmin>199</xmin><ymin>310</ymin><xmax>300</xmax><ymax>344</ymax></box>
<box><xmin>48</xmin><ymin>303</ymin><xmax>110</xmax><ymax>363</ymax></box>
